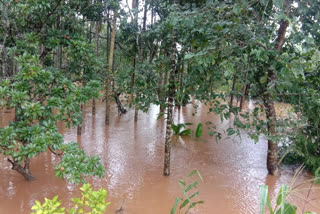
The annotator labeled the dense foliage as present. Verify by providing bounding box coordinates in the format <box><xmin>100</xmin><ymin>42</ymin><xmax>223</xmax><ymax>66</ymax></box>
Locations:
<box><xmin>0</xmin><ymin>0</ymin><xmax>319</xmax><ymax>182</ymax></box>
<box><xmin>31</xmin><ymin>183</ymin><xmax>110</xmax><ymax>214</ymax></box>
<box><xmin>0</xmin><ymin>0</ymin><xmax>106</xmax><ymax>182</ymax></box>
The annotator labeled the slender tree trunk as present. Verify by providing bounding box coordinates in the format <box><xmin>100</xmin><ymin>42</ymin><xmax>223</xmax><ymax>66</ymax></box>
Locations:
<box><xmin>264</xmin><ymin>0</ymin><xmax>290</xmax><ymax>176</ymax></box>
<box><xmin>159</xmin><ymin>48</ymin><xmax>168</xmax><ymax>113</ymax></box>
<box><xmin>263</xmin><ymin>73</ymin><xmax>279</xmax><ymax>175</ymax></box>
<box><xmin>239</xmin><ymin>70</ymin><xmax>248</xmax><ymax>111</ymax></box>
<box><xmin>56</xmin><ymin>16</ymin><xmax>62</xmax><ymax>69</ymax></box>
<box><xmin>105</xmin><ymin>10</ymin><xmax>117</xmax><ymax>125</ymax></box>
<box><xmin>158</xmin><ymin>71</ymin><xmax>165</xmax><ymax>112</ymax></box>
<box><xmin>160</xmin><ymin>60</ymin><xmax>169</xmax><ymax>113</ymax></box>
<box><xmin>151</xmin><ymin>5</ymin><xmax>154</xmax><ymax>27</ymax></box>
<box><xmin>77</xmin><ymin>104</ymin><xmax>84</xmax><ymax>136</ymax></box>
<box><xmin>92</xmin><ymin>21</ymin><xmax>100</xmax><ymax>115</ymax></box>
<box><xmin>164</xmin><ymin>0</ymin><xmax>179</xmax><ymax>176</ymax></box>
<box><xmin>229</xmin><ymin>75</ymin><xmax>237</xmax><ymax>110</ymax></box>
<box><xmin>130</xmin><ymin>57</ymin><xmax>135</xmax><ymax>96</ymax></box>
<box><xmin>143</xmin><ymin>1</ymin><xmax>147</xmax><ymax>32</ymax></box>
<box><xmin>106</xmin><ymin>11</ymin><xmax>111</xmax><ymax>68</ymax></box>
<box><xmin>12</xmin><ymin>52</ymin><xmax>16</xmax><ymax>76</ymax></box>
<box><xmin>63</xmin><ymin>50</ymin><xmax>68</xmax><ymax>68</ymax></box>
<box><xmin>240</xmin><ymin>83</ymin><xmax>249</xmax><ymax>111</ymax></box>
<box><xmin>2</xmin><ymin>47</ymin><xmax>8</xmax><ymax>77</ymax></box>
<box><xmin>179</xmin><ymin>59</ymin><xmax>184</xmax><ymax>107</ymax></box>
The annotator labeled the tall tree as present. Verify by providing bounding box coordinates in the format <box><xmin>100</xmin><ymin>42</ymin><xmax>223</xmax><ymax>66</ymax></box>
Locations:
<box><xmin>163</xmin><ymin>0</ymin><xmax>179</xmax><ymax>176</ymax></box>
<box><xmin>105</xmin><ymin>9</ymin><xmax>118</xmax><ymax>125</ymax></box>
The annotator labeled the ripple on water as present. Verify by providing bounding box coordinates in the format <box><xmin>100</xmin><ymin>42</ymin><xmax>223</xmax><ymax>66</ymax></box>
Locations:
<box><xmin>0</xmin><ymin>101</ymin><xmax>319</xmax><ymax>213</ymax></box>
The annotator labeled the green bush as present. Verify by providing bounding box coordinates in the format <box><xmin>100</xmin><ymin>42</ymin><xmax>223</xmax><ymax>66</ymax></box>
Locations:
<box><xmin>31</xmin><ymin>183</ymin><xmax>110</xmax><ymax>214</ymax></box>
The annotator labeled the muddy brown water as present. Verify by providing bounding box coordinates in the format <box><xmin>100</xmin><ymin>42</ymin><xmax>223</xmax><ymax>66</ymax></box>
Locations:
<box><xmin>0</xmin><ymin>100</ymin><xmax>319</xmax><ymax>214</ymax></box>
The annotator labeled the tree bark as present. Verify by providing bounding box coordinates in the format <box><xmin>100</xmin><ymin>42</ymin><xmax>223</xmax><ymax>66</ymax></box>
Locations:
<box><xmin>56</xmin><ymin>16</ymin><xmax>62</xmax><ymax>69</ymax></box>
<box><xmin>77</xmin><ymin>104</ymin><xmax>84</xmax><ymax>136</ymax></box>
<box><xmin>158</xmin><ymin>70</ymin><xmax>165</xmax><ymax>112</ymax></box>
<box><xmin>264</xmin><ymin>0</ymin><xmax>290</xmax><ymax>176</ymax></box>
<box><xmin>143</xmin><ymin>0</ymin><xmax>148</xmax><ymax>32</ymax></box>
<box><xmin>164</xmin><ymin>0</ymin><xmax>179</xmax><ymax>176</ymax></box>
<box><xmin>8</xmin><ymin>158</ymin><xmax>35</xmax><ymax>181</ymax></box>
<box><xmin>240</xmin><ymin>83</ymin><xmax>249</xmax><ymax>111</ymax></box>
<box><xmin>229</xmin><ymin>74</ymin><xmax>237</xmax><ymax>111</ymax></box>
<box><xmin>179</xmin><ymin>58</ymin><xmax>185</xmax><ymax>107</ymax></box>
<box><xmin>105</xmin><ymin>10</ymin><xmax>117</xmax><ymax>125</ymax></box>
<box><xmin>92</xmin><ymin>21</ymin><xmax>100</xmax><ymax>115</ymax></box>
<box><xmin>263</xmin><ymin>69</ymin><xmax>279</xmax><ymax>175</ymax></box>
<box><xmin>130</xmin><ymin>57</ymin><xmax>136</xmax><ymax>98</ymax></box>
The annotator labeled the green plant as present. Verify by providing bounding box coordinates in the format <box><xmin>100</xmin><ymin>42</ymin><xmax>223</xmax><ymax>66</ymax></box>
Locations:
<box><xmin>195</xmin><ymin>123</ymin><xmax>203</xmax><ymax>138</ymax></box>
<box><xmin>31</xmin><ymin>183</ymin><xmax>110</xmax><ymax>214</ymax></box>
<box><xmin>0</xmin><ymin>54</ymin><xmax>104</xmax><ymax>182</ymax></box>
<box><xmin>259</xmin><ymin>166</ymin><xmax>317</xmax><ymax>214</ymax></box>
<box><xmin>260</xmin><ymin>185</ymin><xmax>298</xmax><ymax>214</ymax></box>
<box><xmin>171</xmin><ymin>123</ymin><xmax>204</xmax><ymax>138</ymax></box>
<box><xmin>171</xmin><ymin>123</ymin><xmax>192</xmax><ymax>136</ymax></box>
<box><xmin>171</xmin><ymin>170</ymin><xmax>204</xmax><ymax>214</ymax></box>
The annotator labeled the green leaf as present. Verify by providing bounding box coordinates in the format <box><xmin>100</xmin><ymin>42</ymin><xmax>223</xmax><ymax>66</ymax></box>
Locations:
<box><xmin>157</xmin><ymin>112</ymin><xmax>165</xmax><ymax>120</ymax></box>
<box><xmin>195</xmin><ymin>123</ymin><xmax>203</xmax><ymax>138</ymax></box>
<box><xmin>188</xmin><ymin>169</ymin><xmax>203</xmax><ymax>180</ymax></box>
<box><xmin>185</xmin><ymin>181</ymin><xmax>198</xmax><ymax>192</ymax></box>
<box><xmin>180</xmin><ymin>129</ymin><xmax>191</xmax><ymax>136</ymax></box>
<box><xmin>180</xmin><ymin>191</ymin><xmax>199</xmax><ymax>209</ymax></box>
<box><xmin>276</xmin><ymin>185</ymin><xmax>289</xmax><ymax>206</ymax></box>
<box><xmin>227</xmin><ymin>128</ymin><xmax>235</xmax><ymax>136</ymax></box>
<box><xmin>171</xmin><ymin>198</ymin><xmax>182</xmax><ymax>214</ymax></box>
<box><xmin>259</xmin><ymin>185</ymin><xmax>274</xmax><ymax>214</ymax></box>
<box><xmin>275</xmin><ymin>202</ymin><xmax>297</xmax><ymax>214</ymax></box>
<box><xmin>179</xmin><ymin>179</ymin><xmax>186</xmax><ymax>186</ymax></box>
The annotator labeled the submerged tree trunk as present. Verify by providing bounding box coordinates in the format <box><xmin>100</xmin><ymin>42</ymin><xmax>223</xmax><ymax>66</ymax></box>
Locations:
<box><xmin>92</xmin><ymin>21</ymin><xmax>100</xmax><ymax>115</ymax></box>
<box><xmin>263</xmin><ymin>70</ymin><xmax>279</xmax><ymax>175</ymax></box>
<box><xmin>164</xmin><ymin>0</ymin><xmax>179</xmax><ymax>176</ymax></box>
<box><xmin>105</xmin><ymin>10</ymin><xmax>117</xmax><ymax>125</ymax></box>
<box><xmin>264</xmin><ymin>0</ymin><xmax>290</xmax><ymax>176</ymax></box>
<box><xmin>8</xmin><ymin>158</ymin><xmax>35</xmax><ymax>181</ymax></box>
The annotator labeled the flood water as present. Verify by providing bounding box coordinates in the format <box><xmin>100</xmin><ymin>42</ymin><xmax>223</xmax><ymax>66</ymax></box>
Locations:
<box><xmin>0</xmin><ymin>100</ymin><xmax>319</xmax><ymax>214</ymax></box>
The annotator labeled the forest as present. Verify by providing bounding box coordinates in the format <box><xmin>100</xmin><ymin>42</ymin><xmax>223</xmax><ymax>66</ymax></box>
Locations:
<box><xmin>0</xmin><ymin>0</ymin><xmax>320</xmax><ymax>213</ymax></box>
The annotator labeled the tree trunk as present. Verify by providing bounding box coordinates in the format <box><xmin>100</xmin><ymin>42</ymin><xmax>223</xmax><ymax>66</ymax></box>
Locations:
<box><xmin>105</xmin><ymin>10</ymin><xmax>117</xmax><ymax>125</ymax></box>
<box><xmin>229</xmin><ymin>74</ymin><xmax>237</xmax><ymax>110</ymax></box>
<box><xmin>56</xmin><ymin>16</ymin><xmax>62</xmax><ymax>69</ymax></box>
<box><xmin>151</xmin><ymin>4</ymin><xmax>154</xmax><ymax>27</ymax></box>
<box><xmin>158</xmin><ymin>70</ymin><xmax>165</xmax><ymax>113</ymax></box>
<box><xmin>164</xmin><ymin>0</ymin><xmax>179</xmax><ymax>176</ymax></box>
<box><xmin>264</xmin><ymin>0</ymin><xmax>290</xmax><ymax>176</ymax></box>
<box><xmin>92</xmin><ymin>21</ymin><xmax>100</xmax><ymax>115</ymax></box>
<box><xmin>8</xmin><ymin>158</ymin><xmax>35</xmax><ymax>181</ymax></box>
<box><xmin>179</xmin><ymin>59</ymin><xmax>185</xmax><ymax>107</ymax></box>
<box><xmin>240</xmin><ymin>83</ymin><xmax>249</xmax><ymax>111</ymax></box>
<box><xmin>143</xmin><ymin>1</ymin><xmax>147</xmax><ymax>32</ymax></box>
<box><xmin>77</xmin><ymin>104</ymin><xmax>84</xmax><ymax>136</ymax></box>
<box><xmin>263</xmin><ymin>69</ymin><xmax>279</xmax><ymax>175</ymax></box>
<box><xmin>130</xmin><ymin>57</ymin><xmax>136</xmax><ymax>100</ymax></box>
